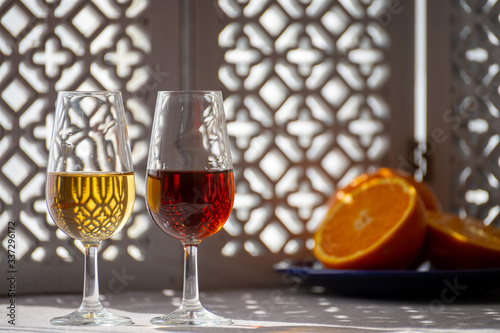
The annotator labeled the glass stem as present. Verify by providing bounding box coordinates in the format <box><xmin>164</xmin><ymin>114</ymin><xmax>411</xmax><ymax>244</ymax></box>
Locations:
<box><xmin>181</xmin><ymin>242</ymin><xmax>202</xmax><ymax>311</ymax></box>
<box><xmin>80</xmin><ymin>242</ymin><xmax>103</xmax><ymax>312</ymax></box>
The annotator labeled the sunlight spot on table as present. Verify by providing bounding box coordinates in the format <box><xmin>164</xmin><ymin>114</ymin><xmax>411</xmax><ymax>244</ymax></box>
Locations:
<box><xmin>325</xmin><ymin>307</ymin><xmax>339</xmax><ymax>312</ymax></box>
<box><xmin>368</xmin><ymin>316</ymin><xmax>390</xmax><ymax>320</ymax></box>
<box><xmin>162</xmin><ymin>289</ymin><xmax>175</xmax><ymax>296</ymax></box>
<box><xmin>284</xmin><ymin>310</ymin><xmax>308</xmax><ymax>314</ymax></box>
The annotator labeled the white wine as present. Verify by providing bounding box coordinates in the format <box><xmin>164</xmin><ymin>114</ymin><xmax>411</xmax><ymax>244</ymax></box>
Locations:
<box><xmin>47</xmin><ymin>172</ymin><xmax>135</xmax><ymax>242</ymax></box>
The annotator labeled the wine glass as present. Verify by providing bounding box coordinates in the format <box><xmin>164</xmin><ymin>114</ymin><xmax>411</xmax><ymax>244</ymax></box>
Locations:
<box><xmin>46</xmin><ymin>91</ymin><xmax>135</xmax><ymax>326</ymax></box>
<box><xmin>146</xmin><ymin>91</ymin><xmax>234</xmax><ymax>326</ymax></box>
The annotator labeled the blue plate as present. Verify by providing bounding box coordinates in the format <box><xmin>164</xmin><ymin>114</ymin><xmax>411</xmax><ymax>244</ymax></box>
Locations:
<box><xmin>273</xmin><ymin>259</ymin><xmax>500</xmax><ymax>297</ymax></box>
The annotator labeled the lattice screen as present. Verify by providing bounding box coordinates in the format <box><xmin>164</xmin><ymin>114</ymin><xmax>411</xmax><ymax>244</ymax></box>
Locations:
<box><xmin>450</xmin><ymin>0</ymin><xmax>500</xmax><ymax>226</ymax></box>
<box><xmin>0</xmin><ymin>0</ymin><xmax>153</xmax><ymax>264</ymax></box>
<box><xmin>0</xmin><ymin>0</ymin><xmax>398</xmax><ymax>292</ymax></box>
<box><xmin>218</xmin><ymin>0</ymin><xmax>392</xmax><ymax>257</ymax></box>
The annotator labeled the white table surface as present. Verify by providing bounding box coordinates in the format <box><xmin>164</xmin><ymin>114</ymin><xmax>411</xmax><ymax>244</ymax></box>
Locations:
<box><xmin>1</xmin><ymin>287</ymin><xmax>500</xmax><ymax>333</ymax></box>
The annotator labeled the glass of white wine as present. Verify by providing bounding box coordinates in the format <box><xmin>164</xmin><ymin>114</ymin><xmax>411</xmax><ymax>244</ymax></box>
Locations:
<box><xmin>46</xmin><ymin>91</ymin><xmax>135</xmax><ymax>326</ymax></box>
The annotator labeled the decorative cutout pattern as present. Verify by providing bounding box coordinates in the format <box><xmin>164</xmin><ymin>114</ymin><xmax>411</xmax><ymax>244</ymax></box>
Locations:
<box><xmin>0</xmin><ymin>0</ymin><xmax>152</xmax><ymax>263</ymax></box>
<box><xmin>451</xmin><ymin>0</ymin><xmax>500</xmax><ymax>226</ymax></box>
<box><xmin>0</xmin><ymin>0</ymin><xmax>394</xmax><ymax>269</ymax></box>
<box><xmin>218</xmin><ymin>0</ymin><xmax>391</xmax><ymax>256</ymax></box>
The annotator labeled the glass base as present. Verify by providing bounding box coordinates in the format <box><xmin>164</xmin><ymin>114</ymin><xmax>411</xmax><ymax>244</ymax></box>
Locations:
<box><xmin>151</xmin><ymin>306</ymin><xmax>232</xmax><ymax>326</ymax></box>
<box><xmin>50</xmin><ymin>308</ymin><xmax>132</xmax><ymax>326</ymax></box>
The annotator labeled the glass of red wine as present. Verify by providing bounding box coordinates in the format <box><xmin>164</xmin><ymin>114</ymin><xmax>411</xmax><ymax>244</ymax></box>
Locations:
<box><xmin>146</xmin><ymin>91</ymin><xmax>234</xmax><ymax>326</ymax></box>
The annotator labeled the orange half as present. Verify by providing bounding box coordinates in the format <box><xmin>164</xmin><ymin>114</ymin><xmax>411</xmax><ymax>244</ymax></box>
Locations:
<box><xmin>314</xmin><ymin>177</ymin><xmax>427</xmax><ymax>270</ymax></box>
<box><xmin>425</xmin><ymin>211</ymin><xmax>500</xmax><ymax>269</ymax></box>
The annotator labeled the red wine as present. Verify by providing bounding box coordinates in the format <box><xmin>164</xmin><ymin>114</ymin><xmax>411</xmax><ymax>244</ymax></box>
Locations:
<box><xmin>146</xmin><ymin>170</ymin><xmax>234</xmax><ymax>241</ymax></box>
